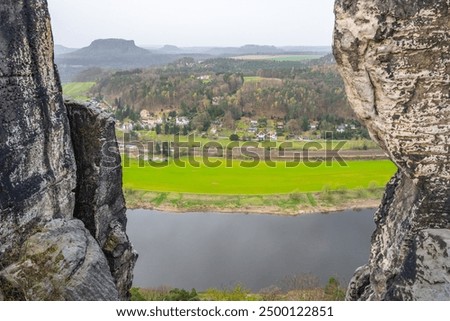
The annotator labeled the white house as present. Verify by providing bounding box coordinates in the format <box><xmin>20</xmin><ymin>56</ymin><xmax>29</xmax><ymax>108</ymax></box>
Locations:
<box><xmin>142</xmin><ymin>117</ymin><xmax>163</xmax><ymax>129</ymax></box>
<box><xmin>197</xmin><ymin>75</ymin><xmax>211</xmax><ymax>81</ymax></box>
<box><xmin>122</xmin><ymin>123</ymin><xmax>134</xmax><ymax>132</ymax></box>
<box><xmin>257</xmin><ymin>132</ymin><xmax>266</xmax><ymax>141</ymax></box>
<box><xmin>176</xmin><ymin>117</ymin><xmax>190</xmax><ymax>127</ymax></box>
<box><xmin>336</xmin><ymin>124</ymin><xmax>346</xmax><ymax>133</ymax></box>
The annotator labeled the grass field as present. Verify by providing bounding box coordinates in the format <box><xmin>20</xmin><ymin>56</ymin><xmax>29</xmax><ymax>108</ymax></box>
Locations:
<box><xmin>272</xmin><ymin>55</ymin><xmax>323</xmax><ymax>62</ymax></box>
<box><xmin>243</xmin><ymin>76</ymin><xmax>266</xmax><ymax>83</ymax></box>
<box><xmin>62</xmin><ymin>82</ymin><xmax>95</xmax><ymax>101</ymax></box>
<box><xmin>243</xmin><ymin>76</ymin><xmax>282</xmax><ymax>84</ymax></box>
<box><xmin>122</xmin><ymin>158</ymin><xmax>396</xmax><ymax>195</ymax></box>
<box><xmin>234</xmin><ymin>55</ymin><xmax>324</xmax><ymax>62</ymax></box>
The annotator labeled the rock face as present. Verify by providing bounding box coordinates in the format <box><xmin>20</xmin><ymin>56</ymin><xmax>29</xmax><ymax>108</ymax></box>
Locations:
<box><xmin>0</xmin><ymin>0</ymin><xmax>136</xmax><ymax>300</ymax></box>
<box><xmin>334</xmin><ymin>0</ymin><xmax>450</xmax><ymax>300</ymax></box>
<box><xmin>66</xmin><ymin>101</ymin><xmax>137</xmax><ymax>298</ymax></box>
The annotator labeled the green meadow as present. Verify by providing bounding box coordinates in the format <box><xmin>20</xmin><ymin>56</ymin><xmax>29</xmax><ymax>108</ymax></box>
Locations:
<box><xmin>62</xmin><ymin>82</ymin><xmax>96</xmax><ymax>101</ymax></box>
<box><xmin>235</xmin><ymin>55</ymin><xmax>323</xmax><ymax>62</ymax></box>
<box><xmin>243</xmin><ymin>76</ymin><xmax>280</xmax><ymax>83</ymax></box>
<box><xmin>122</xmin><ymin>158</ymin><xmax>397</xmax><ymax>195</ymax></box>
<box><xmin>271</xmin><ymin>55</ymin><xmax>323</xmax><ymax>62</ymax></box>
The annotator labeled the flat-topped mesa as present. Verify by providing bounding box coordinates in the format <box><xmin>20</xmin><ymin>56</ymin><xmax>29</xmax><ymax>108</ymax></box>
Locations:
<box><xmin>334</xmin><ymin>0</ymin><xmax>450</xmax><ymax>300</ymax></box>
<box><xmin>0</xmin><ymin>0</ymin><xmax>136</xmax><ymax>300</ymax></box>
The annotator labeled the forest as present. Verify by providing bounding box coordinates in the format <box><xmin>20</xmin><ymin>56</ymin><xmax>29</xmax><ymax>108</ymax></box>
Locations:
<box><xmin>83</xmin><ymin>55</ymin><xmax>369</xmax><ymax>139</ymax></box>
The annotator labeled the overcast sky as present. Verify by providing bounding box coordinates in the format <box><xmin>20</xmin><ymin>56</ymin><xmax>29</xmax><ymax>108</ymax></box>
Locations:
<box><xmin>47</xmin><ymin>0</ymin><xmax>335</xmax><ymax>48</ymax></box>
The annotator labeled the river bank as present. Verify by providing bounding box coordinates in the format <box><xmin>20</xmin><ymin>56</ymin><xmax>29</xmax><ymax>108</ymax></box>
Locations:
<box><xmin>124</xmin><ymin>187</ymin><xmax>383</xmax><ymax>215</ymax></box>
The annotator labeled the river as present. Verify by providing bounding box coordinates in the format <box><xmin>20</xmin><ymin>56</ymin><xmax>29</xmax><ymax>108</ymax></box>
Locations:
<box><xmin>127</xmin><ymin>209</ymin><xmax>375</xmax><ymax>291</ymax></box>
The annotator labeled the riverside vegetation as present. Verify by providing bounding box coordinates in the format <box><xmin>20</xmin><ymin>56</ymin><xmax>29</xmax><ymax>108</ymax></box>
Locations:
<box><xmin>131</xmin><ymin>276</ymin><xmax>345</xmax><ymax>301</ymax></box>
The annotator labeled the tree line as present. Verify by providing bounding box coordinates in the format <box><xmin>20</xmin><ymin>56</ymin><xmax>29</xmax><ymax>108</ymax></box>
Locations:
<box><xmin>91</xmin><ymin>56</ymin><xmax>363</xmax><ymax>136</ymax></box>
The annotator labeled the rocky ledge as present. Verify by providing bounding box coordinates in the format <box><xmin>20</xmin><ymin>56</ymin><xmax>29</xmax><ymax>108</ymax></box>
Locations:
<box><xmin>0</xmin><ymin>0</ymin><xmax>136</xmax><ymax>300</ymax></box>
<box><xmin>334</xmin><ymin>0</ymin><xmax>450</xmax><ymax>300</ymax></box>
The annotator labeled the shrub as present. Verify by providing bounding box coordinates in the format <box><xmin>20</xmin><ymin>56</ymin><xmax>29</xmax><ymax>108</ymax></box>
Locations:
<box><xmin>166</xmin><ymin>288</ymin><xmax>200</xmax><ymax>301</ymax></box>
<box><xmin>320</xmin><ymin>184</ymin><xmax>334</xmax><ymax>203</ymax></box>
<box><xmin>368</xmin><ymin>181</ymin><xmax>378</xmax><ymax>193</ymax></box>
<box><xmin>279</xmin><ymin>274</ymin><xmax>320</xmax><ymax>292</ymax></box>
<box><xmin>324</xmin><ymin>277</ymin><xmax>346</xmax><ymax>301</ymax></box>
<box><xmin>203</xmin><ymin>284</ymin><xmax>258</xmax><ymax>301</ymax></box>
<box><xmin>259</xmin><ymin>286</ymin><xmax>283</xmax><ymax>301</ymax></box>
<box><xmin>130</xmin><ymin>288</ymin><xmax>146</xmax><ymax>301</ymax></box>
<box><xmin>306</xmin><ymin>193</ymin><xmax>317</xmax><ymax>206</ymax></box>
<box><xmin>130</xmin><ymin>287</ymin><xmax>199</xmax><ymax>301</ymax></box>
<box><xmin>289</xmin><ymin>192</ymin><xmax>305</xmax><ymax>203</ymax></box>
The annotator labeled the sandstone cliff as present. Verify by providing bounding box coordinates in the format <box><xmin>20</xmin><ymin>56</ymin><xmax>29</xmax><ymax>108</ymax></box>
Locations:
<box><xmin>0</xmin><ymin>0</ymin><xmax>136</xmax><ymax>300</ymax></box>
<box><xmin>334</xmin><ymin>0</ymin><xmax>450</xmax><ymax>300</ymax></box>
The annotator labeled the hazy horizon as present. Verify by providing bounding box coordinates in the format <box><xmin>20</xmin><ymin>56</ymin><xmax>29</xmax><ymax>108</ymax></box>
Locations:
<box><xmin>55</xmin><ymin>41</ymin><xmax>332</xmax><ymax>50</ymax></box>
<box><xmin>47</xmin><ymin>0</ymin><xmax>335</xmax><ymax>48</ymax></box>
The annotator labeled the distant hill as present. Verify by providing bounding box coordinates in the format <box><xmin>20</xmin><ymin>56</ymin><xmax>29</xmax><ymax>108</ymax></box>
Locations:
<box><xmin>157</xmin><ymin>45</ymin><xmax>183</xmax><ymax>54</ymax></box>
<box><xmin>56</xmin><ymin>39</ymin><xmax>162</xmax><ymax>67</ymax></box>
<box><xmin>56</xmin><ymin>39</ymin><xmax>180</xmax><ymax>82</ymax></box>
<box><xmin>158</xmin><ymin>45</ymin><xmax>332</xmax><ymax>56</ymax></box>
<box><xmin>313</xmin><ymin>53</ymin><xmax>336</xmax><ymax>65</ymax></box>
<box><xmin>55</xmin><ymin>40</ymin><xmax>333</xmax><ymax>82</ymax></box>
<box><xmin>279</xmin><ymin>46</ymin><xmax>332</xmax><ymax>53</ymax></box>
<box><xmin>54</xmin><ymin>44</ymin><xmax>78</xmax><ymax>55</ymax></box>
<box><xmin>206</xmin><ymin>44</ymin><xmax>285</xmax><ymax>56</ymax></box>
<box><xmin>55</xmin><ymin>39</ymin><xmax>217</xmax><ymax>82</ymax></box>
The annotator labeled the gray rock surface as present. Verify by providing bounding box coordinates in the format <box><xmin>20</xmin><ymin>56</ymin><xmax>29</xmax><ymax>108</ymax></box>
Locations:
<box><xmin>0</xmin><ymin>220</ymin><xmax>119</xmax><ymax>301</ymax></box>
<box><xmin>0</xmin><ymin>0</ymin><xmax>135</xmax><ymax>300</ymax></box>
<box><xmin>66</xmin><ymin>101</ymin><xmax>137</xmax><ymax>299</ymax></box>
<box><xmin>334</xmin><ymin>0</ymin><xmax>450</xmax><ymax>300</ymax></box>
<box><xmin>0</xmin><ymin>0</ymin><xmax>77</xmax><ymax>254</ymax></box>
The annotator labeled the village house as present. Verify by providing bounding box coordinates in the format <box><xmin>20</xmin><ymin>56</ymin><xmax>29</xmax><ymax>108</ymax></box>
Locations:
<box><xmin>336</xmin><ymin>124</ymin><xmax>346</xmax><ymax>133</ymax></box>
<box><xmin>139</xmin><ymin>109</ymin><xmax>164</xmax><ymax>128</ymax></box>
<box><xmin>256</xmin><ymin>132</ymin><xmax>266</xmax><ymax>141</ymax></box>
<box><xmin>149</xmin><ymin>118</ymin><xmax>163</xmax><ymax>128</ymax></box>
<box><xmin>122</xmin><ymin>122</ymin><xmax>134</xmax><ymax>132</ymax></box>
<box><xmin>176</xmin><ymin>117</ymin><xmax>190</xmax><ymax>127</ymax></box>
<box><xmin>310</xmin><ymin>121</ymin><xmax>319</xmax><ymax>130</ymax></box>
<box><xmin>268</xmin><ymin>131</ymin><xmax>278</xmax><ymax>142</ymax></box>
<box><xmin>197</xmin><ymin>75</ymin><xmax>211</xmax><ymax>81</ymax></box>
